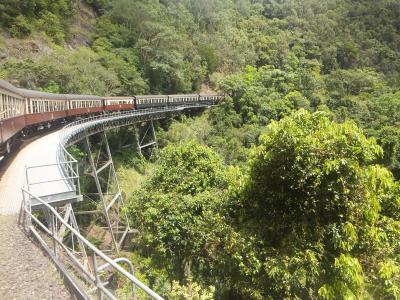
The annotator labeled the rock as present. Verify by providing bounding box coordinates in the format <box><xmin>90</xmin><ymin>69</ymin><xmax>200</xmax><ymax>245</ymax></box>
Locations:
<box><xmin>0</xmin><ymin>48</ymin><xmax>9</xmax><ymax>60</ymax></box>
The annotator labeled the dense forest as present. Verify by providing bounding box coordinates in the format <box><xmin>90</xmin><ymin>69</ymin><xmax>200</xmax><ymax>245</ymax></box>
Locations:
<box><xmin>1</xmin><ymin>0</ymin><xmax>400</xmax><ymax>299</ymax></box>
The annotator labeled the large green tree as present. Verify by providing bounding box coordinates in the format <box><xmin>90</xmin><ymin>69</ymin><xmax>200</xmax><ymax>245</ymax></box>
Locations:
<box><xmin>224</xmin><ymin>110</ymin><xmax>400</xmax><ymax>299</ymax></box>
<box><xmin>128</xmin><ymin>141</ymin><xmax>228</xmax><ymax>286</ymax></box>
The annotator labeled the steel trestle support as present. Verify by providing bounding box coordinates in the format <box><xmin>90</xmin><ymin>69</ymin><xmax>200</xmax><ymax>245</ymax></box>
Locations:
<box><xmin>135</xmin><ymin>120</ymin><xmax>158</xmax><ymax>158</ymax></box>
<box><xmin>84</xmin><ymin>129</ymin><xmax>131</xmax><ymax>252</ymax></box>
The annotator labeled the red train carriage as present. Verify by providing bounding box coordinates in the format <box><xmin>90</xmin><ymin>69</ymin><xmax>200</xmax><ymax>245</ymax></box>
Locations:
<box><xmin>104</xmin><ymin>97</ymin><xmax>135</xmax><ymax>112</ymax></box>
<box><xmin>0</xmin><ymin>79</ymin><xmax>223</xmax><ymax>158</ymax></box>
<box><xmin>19</xmin><ymin>89</ymin><xmax>68</xmax><ymax>127</ymax></box>
<box><xmin>0</xmin><ymin>80</ymin><xmax>27</xmax><ymax>153</ymax></box>
<box><xmin>67</xmin><ymin>95</ymin><xmax>103</xmax><ymax>116</ymax></box>
<box><xmin>135</xmin><ymin>95</ymin><xmax>169</xmax><ymax>109</ymax></box>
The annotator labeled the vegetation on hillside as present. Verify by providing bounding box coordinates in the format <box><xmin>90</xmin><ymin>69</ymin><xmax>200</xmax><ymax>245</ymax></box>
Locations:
<box><xmin>1</xmin><ymin>0</ymin><xmax>400</xmax><ymax>298</ymax></box>
<box><xmin>125</xmin><ymin>111</ymin><xmax>400</xmax><ymax>299</ymax></box>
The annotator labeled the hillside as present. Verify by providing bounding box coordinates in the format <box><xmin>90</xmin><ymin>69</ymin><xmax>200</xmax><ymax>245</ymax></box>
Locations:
<box><xmin>1</xmin><ymin>0</ymin><xmax>400</xmax><ymax>299</ymax></box>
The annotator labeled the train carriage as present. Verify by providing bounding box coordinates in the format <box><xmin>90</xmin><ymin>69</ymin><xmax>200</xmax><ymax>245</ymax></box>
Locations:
<box><xmin>168</xmin><ymin>94</ymin><xmax>199</xmax><ymax>106</ymax></box>
<box><xmin>104</xmin><ymin>97</ymin><xmax>135</xmax><ymax>112</ymax></box>
<box><xmin>0</xmin><ymin>80</ymin><xmax>27</xmax><ymax>152</ymax></box>
<box><xmin>199</xmin><ymin>94</ymin><xmax>220</xmax><ymax>105</ymax></box>
<box><xmin>0</xmin><ymin>79</ymin><xmax>223</xmax><ymax>158</ymax></box>
<box><xmin>19</xmin><ymin>89</ymin><xmax>68</xmax><ymax>126</ymax></box>
<box><xmin>67</xmin><ymin>95</ymin><xmax>103</xmax><ymax>117</ymax></box>
<box><xmin>135</xmin><ymin>95</ymin><xmax>169</xmax><ymax>109</ymax></box>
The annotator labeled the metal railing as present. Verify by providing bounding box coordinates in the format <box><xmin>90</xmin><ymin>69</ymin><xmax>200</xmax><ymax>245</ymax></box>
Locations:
<box><xmin>21</xmin><ymin>187</ymin><xmax>163</xmax><ymax>300</ymax></box>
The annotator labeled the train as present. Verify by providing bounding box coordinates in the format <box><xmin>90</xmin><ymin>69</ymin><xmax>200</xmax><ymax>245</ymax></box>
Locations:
<box><xmin>0</xmin><ymin>80</ymin><xmax>221</xmax><ymax>158</ymax></box>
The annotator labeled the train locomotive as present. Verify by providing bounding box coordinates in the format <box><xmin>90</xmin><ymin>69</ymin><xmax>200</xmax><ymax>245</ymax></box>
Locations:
<box><xmin>0</xmin><ymin>80</ymin><xmax>220</xmax><ymax>159</ymax></box>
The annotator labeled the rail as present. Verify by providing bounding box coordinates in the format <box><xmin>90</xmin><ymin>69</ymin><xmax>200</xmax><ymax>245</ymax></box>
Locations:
<box><xmin>21</xmin><ymin>187</ymin><xmax>163</xmax><ymax>300</ymax></box>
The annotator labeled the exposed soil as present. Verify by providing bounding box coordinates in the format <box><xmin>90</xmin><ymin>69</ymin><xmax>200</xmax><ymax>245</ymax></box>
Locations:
<box><xmin>0</xmin><ymin>215</ymin><xmax>72</xmax><ymax>299</ymax></box>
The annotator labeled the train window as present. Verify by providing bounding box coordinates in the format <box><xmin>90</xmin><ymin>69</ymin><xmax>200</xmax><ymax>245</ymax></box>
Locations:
<box><xmin>0</xmin><ymin>94</ymin><xmax>3</xmax><ymax>119</ymax></box>
<box><xmin>11</xmin><ymin>96</ymin><xmax>15</xmax><ymax>116</ymax></box>
<box><xmin>5</xmin><ymin>96</ymin><xmax>8</xmax><ymax>118</ymax></box>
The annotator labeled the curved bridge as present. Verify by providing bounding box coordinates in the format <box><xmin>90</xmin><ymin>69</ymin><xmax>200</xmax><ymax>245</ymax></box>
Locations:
<box><xmin>1</xmin><ymin>102</ymin><xmax>216</xmax><ymax>299</ymax></box>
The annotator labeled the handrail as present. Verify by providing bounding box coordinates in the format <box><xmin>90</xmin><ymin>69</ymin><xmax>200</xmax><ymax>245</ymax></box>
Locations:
<box><xmin>22</xmin><ymin>187</ymin><xmax>164</xmax><ymax>300</ymax></box>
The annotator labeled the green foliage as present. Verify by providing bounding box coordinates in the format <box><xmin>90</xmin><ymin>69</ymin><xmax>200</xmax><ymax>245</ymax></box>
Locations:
<box><xmin>128</xmin><ymin>141</ymin><xmax>229</xmax><ymax>289</ymax></box>
<box><xmin>170</xmin><ymin>280</ymin><xmax>215</xmax><ymax>300</ymax></box>
<box><xmin>244</xmin><ymin>109</ymin><xmax>382</xmax><ymax>228</ymax></box>
<box><xmin>148</xmin><ymin>141</ymin><xmax>225</xmax><ymax>195</ymax></box>
<box><xmin>36</xmin><ymin>12</ymin><xmax>65</xmax><ymax>44</ymax></box>
<box><xmin>158</xmin><ymin>115</ymin><xmax>212</xmax><ymax>149</ymax></box>
<box><xmin>9</xmin><ymin>15</ymin><xmax>32</xmax><ymax>38</ymax></box>
<box><xmin>85</xmin><ymin>0</ymin><xmax>108</xmax><ymax>13</ymax></box>
<box><xmin>220</xmin><ymin>110</ymin><xmax>400</xmax><ymax>298</ymax></box>
<box><xmin>1</xmin><ymin>0</ymin><xmax>75</xmax><ymax>42</ymax></box>
<box><xmin>2</xmin><ymin>0</ymin><xmax>400</xmax><ymax>298</ymax></box>
<box><xmin>1</xmin><ymin>47</ymin><xmax>149</xmax><ymax>96</ymax></box>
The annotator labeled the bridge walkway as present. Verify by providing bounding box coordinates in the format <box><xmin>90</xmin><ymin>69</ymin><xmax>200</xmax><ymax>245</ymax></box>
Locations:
<box><xmin>0</xmin><ymin>129</ymin><xmax>72</xmax><ymax>299</ymax></box>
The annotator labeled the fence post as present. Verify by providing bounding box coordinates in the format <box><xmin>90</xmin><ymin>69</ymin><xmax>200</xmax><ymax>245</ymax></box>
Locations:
<box><xmin>92</xmin><ymin>252</ymin><xmax>104</xmax><ymax>300</ymax></box>
<box><xmin>51</xmin><ymin>213</ymin><xmax>58</xmax><ymax>258</ymax></box>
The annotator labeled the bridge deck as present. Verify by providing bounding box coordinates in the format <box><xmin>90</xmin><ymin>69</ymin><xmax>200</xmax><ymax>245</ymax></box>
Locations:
<box><xmin>0</xmin><ymin>130</ymin><xmax>65</xmax><ymax>215</ymax></box>
<box><xmin>0</xmin><ymin>130</ymin><xmax>73</xmax><ymax>299</ymax></box>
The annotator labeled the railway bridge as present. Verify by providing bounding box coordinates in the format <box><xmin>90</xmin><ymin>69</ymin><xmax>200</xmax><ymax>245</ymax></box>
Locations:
<box><xmin>0</xmin><ymin>83</ymin><xmax>221</xmax><ymax>299</ymax></box>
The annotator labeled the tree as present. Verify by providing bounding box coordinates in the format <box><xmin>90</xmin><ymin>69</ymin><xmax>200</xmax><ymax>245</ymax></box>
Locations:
<box><xmin>225</xmin><ymin>109</ymin><xmax>400</xmax><ymax>299</ymax></box>
<box><xmin>128</xmin><ymin>141</ymin><xmax>228</xmax><ymax>285</ymax></box>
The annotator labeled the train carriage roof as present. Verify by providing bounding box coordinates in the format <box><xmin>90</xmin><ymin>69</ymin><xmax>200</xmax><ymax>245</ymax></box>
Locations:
<box><xmin>135</xmin><ymin>95</ymin><xmax>168</xmax><ymax>99</ymax></box>
<box><xmin>65</xmin><ymin>94</ymin><xmax>102</xmax><ymax>100</ymax></box>
<box><xmin>18</xmin><ymin>88</ymin><xmax>68</xmax><ymax>100</ymax></box>
<box><xmin>168</xmin><ymin>94</ymin><xmax>199</xmax><ymax>97</ymax></box>
<box><xmin>19</xmin><ymin>89</ymin><xmax>102</xmax><ymax>101</ymax></box>
<box><xmin>0</xmin><ymin>80</ymin><xmax>23</xmax><ymax>96</ymax></box>
<box><xmin>103</xmin><ymin>96</ymin><xmax>134</xmax><ymax>100</ymax></box>
<box><xmin>0</xmin><ymin>80</ymin><xmax>102</xmax><ymax>100</ymax></box>
<box><xmin>199</xmin><ymin>93</ymin><xmax>221</xmax><ymax>96</ymax></box>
